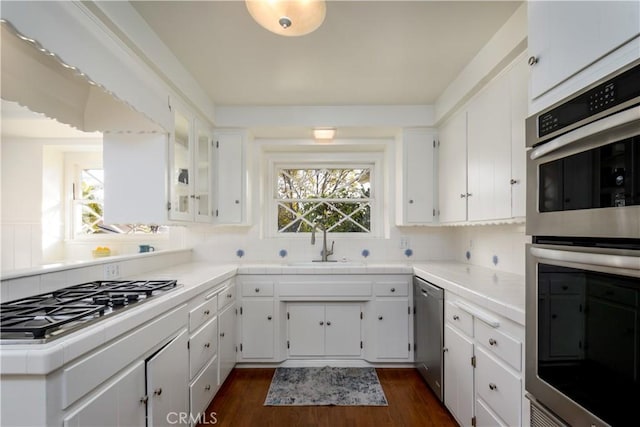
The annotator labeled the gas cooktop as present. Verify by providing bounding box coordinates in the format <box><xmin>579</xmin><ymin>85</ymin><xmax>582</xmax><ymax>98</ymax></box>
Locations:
<box><xmin>0</xmin><ymin>279</ymin><xmax>178</xmax><ymax>344</ymax></box>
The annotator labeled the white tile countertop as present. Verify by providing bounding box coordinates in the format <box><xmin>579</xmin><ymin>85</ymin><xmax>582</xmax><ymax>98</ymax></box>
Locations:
<box><xmin>0</xmin><ymin>263</ymin><xmax>237</xmax><ymax>375</ymax></box>
<box><xmin>413</xmin><ymin>262</ymin><xmax>525</xmax><ymax>325</ymax></box>
<box><xmin>1</xmin><ymin>261</ymin><xmax>524</xmax><ymax>375</ymax></box>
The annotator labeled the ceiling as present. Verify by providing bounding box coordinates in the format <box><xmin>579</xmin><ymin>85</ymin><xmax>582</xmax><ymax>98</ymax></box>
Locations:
<box><xmin>130</xmin><ymin>1</ymin><xmax>522</xmax><ymax>107</ymax></box>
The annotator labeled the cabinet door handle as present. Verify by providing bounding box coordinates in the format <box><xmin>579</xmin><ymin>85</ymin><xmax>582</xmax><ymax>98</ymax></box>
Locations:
<box><xmin>528</xmin><ymin>56</ymin><xmax>538</xmax><ymax>66</ymax></box>
<box><xmin>443</xmin><ymin>347</ymin><xmax>448</xmax><ymax>353</ymax></box>
<box><xmin>460</xmin><ymin>194</ymin><xmax>466</xmax><ymax>198</ymax></box>
<box><xmin>267</xmin><ymin>315</ymin><xmax>272</xmax><ymax>320</ymax></box>
<box><xmin>510</xmin><ymin>179</ymin><xmax>519</xmax><ymax>185</ymax></box>
<box><xmin>140</xmin><ymin>396</ymin><xmax>149</xmax><ymax>405</ymax></box>
<box><xmin>220</xmin><ymin>332</ymin><xmax>225</xmax><ymax>337</ymax></box>
<box><xmin>489</xmin><ymin>338</ymin><xmax>497</xmax><ymax>346</ymax></box>
<box><xmin>204</xmin><ymin>343</ymin><xmax>210</xmax><ymax>348</ymax></box>
<box><xmin>378</xmin><ymin>315</ymin><xmax>383</xmax><ymax>320</ymax></box>
<box><xmin>190</xmin><ymin>195</ymin><xmax>196</xmax><ymax>199</ymax></box>
<box><xmin>154</xmin><ymin>388</ymin><xmax>162</xmax><ymax>396</ymax></box>
<box><xmin>227</xmin><ymin>293</ymin><xmax>232</xmax><ymax>298</ymax></box>
<box><xmin>255</xmin><ymin>288</ymin><xmax>260</xmax><ymax>293</ymax></box>
<box><xmin>453</xmin><ymin>315</ymin><xmax>460</xmax><ymax>321</ymax></box>
<box><xmin>235</xmin><ymin>200</ymin><xmax>240</xmax><ymax>204</ymax></box>
<box><xmin>319</xmin><ymin>321</ymin><xmax>324</xmax><ymax>326</ymax></box>
<box><xmin>390</xmin><ymin>287</ymin><xmax>396</xmax><ymax>293</ymax></box>
<box><xmin>195</xmin><ymin>195</ymin><xmax>201</xmax><ymax>200</ymax></box>
<box><xmin>466</xmin><ymin>193</ymin><xmax>473</xmax><ymax>197</ymax></box>
<box><xmin>205</xmin><ymin>385</ymin><xmax>211</xmax><ymax>391</ymax></box>
<box><xmin>489</xmin><ymin>383</ymin><xmax>497</xmax><ymax>391</ymax></box>
<box><xmin>409</xmin><ymin>199</ymin><xmax>414</xmax><ymax>204</ymax></box>
<box><xmin>326</xmin><ymin>321</ymin><xmax>332</xmax><ymax>326</ymax></box>
<box><xmin>204</xmin><ymin>309</ymin><xmax>210</xmax><ymax>315</ymax></box>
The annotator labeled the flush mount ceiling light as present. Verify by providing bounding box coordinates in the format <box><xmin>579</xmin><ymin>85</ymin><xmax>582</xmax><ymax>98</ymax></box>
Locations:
<box><xmin>313</xmin><ymin>128</ymin><xmax>336</xmax><ymax>141</ymax></box>
<box><xmin>245</xmin><ymin>0</ymin><xmax>327</xmax><ymax>37</ymax></box>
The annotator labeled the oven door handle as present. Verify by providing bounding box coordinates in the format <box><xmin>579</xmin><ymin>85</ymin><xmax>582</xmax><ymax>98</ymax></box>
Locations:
<box><xmin>530</xmin><ymin>106</ymin><xmax>640</xmax><ymax>160</ymax></box>
<box><xmin>530</xmin><ymin>246</ymin><xmax>640</xmax><ymax>271</ymax></box>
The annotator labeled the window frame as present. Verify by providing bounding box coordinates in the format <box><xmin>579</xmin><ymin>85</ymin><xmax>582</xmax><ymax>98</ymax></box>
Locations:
<box><xmin>264</xmin><ymin>151</ymin><xmax>385</xmax><ymax>239</ymax></box>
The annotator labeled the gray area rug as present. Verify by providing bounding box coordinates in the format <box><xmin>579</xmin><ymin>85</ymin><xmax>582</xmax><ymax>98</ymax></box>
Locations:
<box><xmin>264</xmin><ymin>366</ymin><xmax>388</xmax><ymax>406</ymax></box>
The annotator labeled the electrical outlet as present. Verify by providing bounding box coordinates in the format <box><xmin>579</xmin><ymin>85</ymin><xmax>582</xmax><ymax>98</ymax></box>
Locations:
<box><xmin>400</xmin><ymin>237</ymin><xmax>409</xmax><ymax>249</ymax></box>
<box><xmin>104</xmin><ymin>263</ymin><xmax>120</xmax><ymax>279</ymax></box>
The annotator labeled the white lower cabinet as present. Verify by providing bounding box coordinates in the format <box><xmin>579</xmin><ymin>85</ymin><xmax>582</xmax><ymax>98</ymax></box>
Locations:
<box><xmin>444</xmin><ymin>324</ymin><xmax>475</xmax><ymax>427</ymax></box>
<box><xmin>63</xmin><ymin>361</ymin><xmax>146</xmax><ymax>427</ymax></box>
<box><xmin>146</xmin><ymin>329</ymin><xmax>190</xmax><ymax>427</ymax></box>
<box><xmin>288</xmin><ymin>303</ymin><xmax>362</xmax><ymax>357</ymax></box>
<box><xmin>374</xmin><ymin>299</ymin><xmax>410</xmax><ymax>359</ymax></box>
<box><xmin>240</xmin><ymin>299</ymin><xmax>275</xmax><ymax>359</ymax></box>
<box><xmin>443</xmin><ymin>292</ymin><xmax>526</xmax><ymax>427</ymax></box>
<box><xmin>218</xmin><ymin>302</ymin><xmax>237</xmax><ymax>385</ymax></box>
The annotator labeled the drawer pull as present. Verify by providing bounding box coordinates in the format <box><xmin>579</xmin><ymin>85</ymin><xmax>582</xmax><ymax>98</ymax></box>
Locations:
<box><xmin>327</xmin><ymin>321</ymin><xmax>332</xmax><ymax>326</ymax></box>
<box><xmin>227</xmin><ymin>293</ymin><xmax>232</xmax><ymax>298</ymax></box>
<box><xmin>205</xmin><ymin>385</ymin><xmax>211</xmax><ymax>391</ymax></box>
<box><xmin>220</xmin><ymin>332</ymin><xmax>225</xmax><ymax>337</ymax></box>
<box><xmin>154</xmin><ymin>388</ymin><xmax>162</xmax><ymax>396</ymax></box>
<box><xmin>489</xmin><ymin>383</ymin><xmax>497</xmax><ymax>391</ymax></box>
<box><xmin>378</xmin><ymin>315</ymin><xmax>383</xmax><ymax>320</ymax></box>
<box><xmin>267</xmin><ymin>315</ymin><xmax>272</xmax><ymax>320</ymax></box>
<box><xmin>255</xmin><ymin>288</ymin><xmax>260</xmax><ymax>293</ymax></box>
<box><xmin>489</xmin><ymin>338</ymin><xmax>497</xmax><ymax>346</ymax></box>
<box><xmin>390</xmin><ymin>287</ymin><xmax>396</xmax><ymax>293</ymax></box>
<box><xmin>204</xmin><ymin>309</ymin><xmax>210</xmax><ymax>315</ymax></box>
<box><xmin>204</xmin><ymin>343</ymin><xmax>210</xmax><ymax>348</ymax></box>
<box><xmin>319</xmin><ymin>321</ymin><xmax>324</xmax><ymax>326</ymax></box>
<box><xmin>453</xmin><ymin>315</ymin><xmax>460</xmax><ymax>321</ymax></box>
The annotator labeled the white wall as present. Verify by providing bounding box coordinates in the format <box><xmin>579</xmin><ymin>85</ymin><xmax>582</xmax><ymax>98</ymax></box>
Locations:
<box><xmin>1</xmin><ymin>139</ymin><xmax>44</xmax><ymax>270</ymax></box>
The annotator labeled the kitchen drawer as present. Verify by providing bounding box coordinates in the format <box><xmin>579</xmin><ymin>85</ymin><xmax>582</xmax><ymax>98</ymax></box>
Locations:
<box><xmin>218</xmin><ymin>283</ymin><xmax>236</xmax><ymax>311</ymax></box>
<box><xmin>475</xmin><ymin>320</ymin><xmax>522</xmax><ymax>372</ymax></box>
<box><xmin>242</xmin><ymin>281</ymin><xmax>274</xmax><ymax>297</ymax></box>
<box><xmin>189</xmin><ymin>297</ymin><xmax>217</xmax><ymax>332</ymax></box>
<box><xmin>549</xmin><ymin>277</ymin><xmax>582</xmax><ymax>295</ymax></box>
<box><xmin>445</xmin><ymin>301</ymin><xmax>473</xmax><ymax>337</ymax></box>
<box><xmin>475</xmin><ymin>347</ymin><xmax>521</xmax><ymax>427</ymax></box>
<box><xmin>190</xmin><ymin>355</ymin><xmax>218</xmax><ymax>417</ymax></box>
<box><xmin>476</xmin><ymin>397</ymin><xmax>507</xmax><ymax>427</ymax></box>
<box><xmin>588</xmin><ymin>280</ymin><xmax>636</xmax><ymax>307</ymax></box>
<box><xmin>189</xmin><ymin>317</ymin><xmax>218</xmax><ymax>379</ymax></box>
<box><xmin>374</xmin><ymin>281</ymin><xmax>409</xmax><ymax>297</ymax></box>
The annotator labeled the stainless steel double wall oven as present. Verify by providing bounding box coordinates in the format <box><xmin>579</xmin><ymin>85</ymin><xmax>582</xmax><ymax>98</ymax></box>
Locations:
<box><xmin>525</xmin><ymin>59</ymin><xmax>640</xmax><ymax>427</ymax></box>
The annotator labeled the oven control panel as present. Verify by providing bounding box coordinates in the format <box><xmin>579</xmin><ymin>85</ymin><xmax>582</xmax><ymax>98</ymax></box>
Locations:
<box><xmin>536</xmin><ymin>61</ymin><xmax>640</xmax><ymax>139</ymax></box>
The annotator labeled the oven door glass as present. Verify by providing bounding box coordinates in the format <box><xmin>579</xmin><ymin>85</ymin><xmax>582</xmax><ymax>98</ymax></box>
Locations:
<box><xmin>539</xmin><ymin>136</ymin><xmax>640</xmax><ymax>212</ymax></box>
<box><xmin>537</xmin><ymin>263</ymin><xmax>640</xmax><ymax>426</ymax></box>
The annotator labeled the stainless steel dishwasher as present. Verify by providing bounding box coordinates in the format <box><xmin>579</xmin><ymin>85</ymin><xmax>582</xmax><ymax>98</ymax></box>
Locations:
<box><xmin>414</xmin><ymin>276</ymin><xmax>444</xmax><ymax>402</ymax></box>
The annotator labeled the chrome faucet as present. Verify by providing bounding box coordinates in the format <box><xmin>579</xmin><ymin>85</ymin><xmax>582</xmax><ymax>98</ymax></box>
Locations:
<box><xmin>311</xmin><ymin>221</ymin><xmax>334</xmax><ymax>262</ymax></box>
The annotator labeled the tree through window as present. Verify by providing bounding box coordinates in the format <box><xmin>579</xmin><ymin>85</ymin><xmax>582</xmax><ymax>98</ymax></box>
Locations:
<box><xmin>276</xmin><ymin>167</ymin><xmax>372</xmax><ymax>233</ymax></box>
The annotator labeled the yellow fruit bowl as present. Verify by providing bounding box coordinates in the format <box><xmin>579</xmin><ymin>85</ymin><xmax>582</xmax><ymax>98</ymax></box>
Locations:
<box><xmin>92</xmin><ymin>247</ymin><xmax>111</xmax><ymax>258</ymax></box>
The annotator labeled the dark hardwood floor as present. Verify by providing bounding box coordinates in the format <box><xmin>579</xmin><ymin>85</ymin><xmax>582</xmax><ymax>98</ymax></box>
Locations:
<box><xmin>199</xmin><ymin>368</ymin><xmax>457</xmax><ymax>427</ymax></box>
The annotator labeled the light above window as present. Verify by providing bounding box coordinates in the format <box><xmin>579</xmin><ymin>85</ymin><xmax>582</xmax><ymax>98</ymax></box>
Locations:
<box><xmin>245</xmin><ymin>0</ymin><xmax>327</xmax><ymax>37</ymax></box>
<box><xmin>313</xmin><ymin>128</ymin><xmax>336</xmax><ymax>141</ymax></box>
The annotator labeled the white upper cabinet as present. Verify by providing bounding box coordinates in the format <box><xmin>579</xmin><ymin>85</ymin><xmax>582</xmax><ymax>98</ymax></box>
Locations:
<box><xmin>438</xmin><ymin>111</ymin><xmax>468</xmax><ymax>223</ymax></box>
<box><xmin>169</xmin><ymin>110</ymin><xmax>213</xmax><ymax>223</ymax></box>
<box><xmin>104</xmin><ymin>104</ymin><xmax>213</xmax><ymax>225</ymax></box>
<box><xmin>528</xmin><ymin>1</ymin><xmax>640</xmax><ymax>109</ymax></box>
<box><xmin>437</xmin><ymin>53</ymin><xmax>528</xmax><ymax>224</ymax></box>
<box><xmin>397</xmin><ymin>129</ymin><xmax>436</xmax><ymax>225</ymax></box>
<box><xmin>213</xmin><ymin>130</ymin><xmax>246</xmax><ymax>225</ymax></box>
<box><xmin>169</xmin><ymin>110</ymin><xmax>194</xmax><ymax>221</ymax></box>
<box><xmin>467</xmin><ymin>71</ymin><xmax>512</xmax><ymax>221</ymax></box>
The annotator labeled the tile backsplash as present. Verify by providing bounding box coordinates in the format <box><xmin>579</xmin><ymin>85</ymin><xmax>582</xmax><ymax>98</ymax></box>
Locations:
<box><xmin>0</xmin><ymin>249</ymin><xmax>193</xmax><ymax>303</ymax></box>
